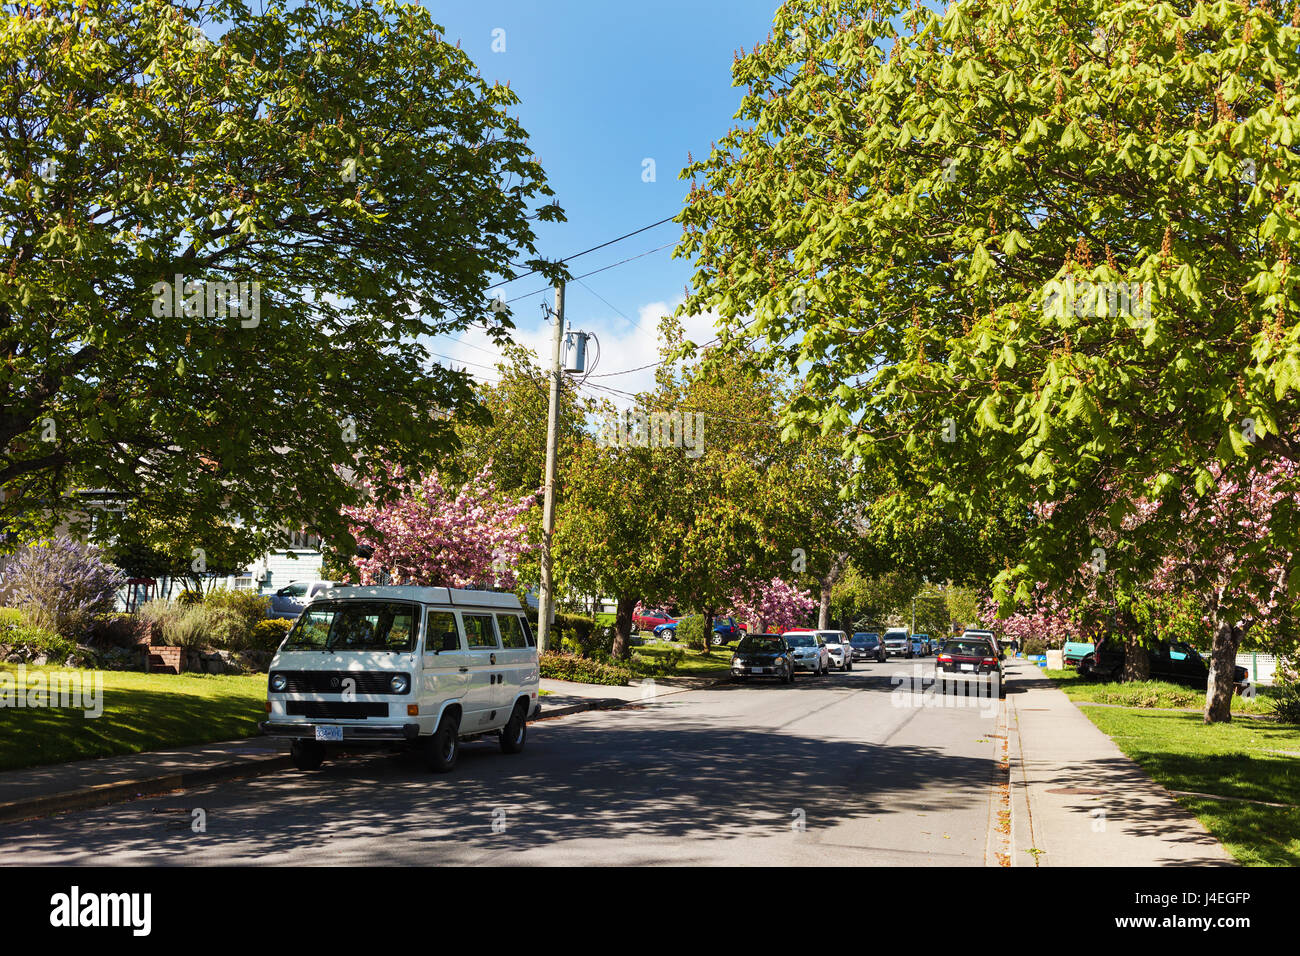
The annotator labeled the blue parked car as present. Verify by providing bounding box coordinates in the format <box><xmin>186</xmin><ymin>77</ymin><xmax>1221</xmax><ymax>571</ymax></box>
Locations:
<box><xmin>653</xmin><ymin>616</ymin><xmax>747</xmax><ymax>645</ymax></box>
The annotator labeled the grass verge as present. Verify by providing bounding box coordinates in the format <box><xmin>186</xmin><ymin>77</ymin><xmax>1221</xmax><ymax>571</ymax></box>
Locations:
<box><xmin>1078</xmin><ymin>706</ymin><xmax>1300</xmax><ymax>866</ymax></box>
<box><xmin>1042</xmin><ymin>667</ymin><xmax>1279</xmax><ymax>714</ymax></box>
<box><xmin>0</xmin><ymin>664</ymin><xmax>266</xmax><ymax>772</ymax></box>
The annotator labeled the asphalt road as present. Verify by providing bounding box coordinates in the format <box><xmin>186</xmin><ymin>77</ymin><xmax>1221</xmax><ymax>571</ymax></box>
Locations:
<box><xmin>0</xmin><ymin>658</ymin><xmax>1010</xmax><ymax>865</ymax></box>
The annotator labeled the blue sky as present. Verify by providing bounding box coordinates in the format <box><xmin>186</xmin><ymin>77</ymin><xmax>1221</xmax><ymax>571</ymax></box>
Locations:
<box><xmin>423</xmin><ymin>1</ymin><xmax>784</xmax><ymax>397</ymax></box>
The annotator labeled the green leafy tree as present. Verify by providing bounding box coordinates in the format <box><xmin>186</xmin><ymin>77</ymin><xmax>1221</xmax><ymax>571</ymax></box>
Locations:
<box><xmin>678</xmin><ymin>0</ymin><xmax>1300</xmax><ymax>721</ymax></box>
<box><xmin>1</xmin><ymin>0</ymin><xmax>562</xmax><ymax>548</ymax></box>
<box><xmin>100</xmin><ymin>509</ymin><xmax>267</xmax><ymax>597</ymax></box>
<box><xmin>455</xmin><ymin>343</ymin><xmax>593</xmax><ymax>598</ymax></box>
<box><xmin>551</xmin><ymin>414</ymin><xmax>681</xmax><ymax>659</ymax></box>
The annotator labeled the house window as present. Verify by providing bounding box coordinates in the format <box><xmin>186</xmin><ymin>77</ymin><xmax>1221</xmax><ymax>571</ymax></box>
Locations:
<box><xmin>232</xmin><ymin>572</ymin><xmax>256</xmax><ymax>591</ymax></box>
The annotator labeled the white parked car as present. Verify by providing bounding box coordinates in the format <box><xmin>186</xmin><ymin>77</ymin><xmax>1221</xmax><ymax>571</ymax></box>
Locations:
<box><xmin>268</xmin><ymin>580</ymin><xmax>337</xmax><ymax>619</ymax></box>
<box><xmin>815</xmin><ymin>629</ymin><xmax>853</xmax><ymax>671</ymax></box>
<box><xmin>782</xmin><ymin>630</ymin><xmax>831</xmax><ymax>675</ymax></box>
<box><xmin>261</xmin><ymin>586</ymin><xmax>540</xmax><ymax>772</ymax></box>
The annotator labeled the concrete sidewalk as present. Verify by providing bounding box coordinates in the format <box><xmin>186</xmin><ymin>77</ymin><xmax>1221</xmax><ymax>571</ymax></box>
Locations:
<box><xmin>1005</xmin><ymin>659</ymin><xmax>1234</xmax><ymax>866</ymax></box>
<box><xmin>0</xmin><ymin>676</ymin><xmax>703</xmax><ymax>825</ymax></box>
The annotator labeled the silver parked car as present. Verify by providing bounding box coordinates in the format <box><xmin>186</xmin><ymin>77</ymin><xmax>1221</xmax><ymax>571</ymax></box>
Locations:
<box><xmin>268</xmin><ymin>580</ymin><xmax>337</xmax><ymax>619</ymax></box>
<box><xmin>883</xmin><ymin>628</ymin><xmax>912</xmax><ymax>658</ymax></box>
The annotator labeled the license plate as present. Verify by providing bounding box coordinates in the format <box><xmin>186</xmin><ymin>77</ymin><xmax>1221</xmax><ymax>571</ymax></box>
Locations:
<box><xmin>315</xmin><ymin>725</ymin><xmax>343</xmax><ymax>742</ymax></box>
<box><xmin>960</xmin><ymin>664</ymin><xmax>975</xmax><ymax>672</ymax></box>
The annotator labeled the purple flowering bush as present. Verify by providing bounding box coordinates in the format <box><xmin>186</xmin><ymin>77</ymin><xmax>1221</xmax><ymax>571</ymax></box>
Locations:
<box><xmin>6</xmin><ymin>537</ymin><xmax>126</xmax><ymax>639</ymax></box>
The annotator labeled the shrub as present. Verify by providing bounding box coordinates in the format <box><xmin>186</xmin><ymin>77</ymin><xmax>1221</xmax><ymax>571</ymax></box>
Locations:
<box><xmin>138</xmin><ymin>599</ymin><xmax>181</xmax><ymax>644</ymax></box>
<box><xmin>539</xmin><ymin>651</ymin><xmax>632</xmax><ymax>686</ymax></box>
<box><xmin>250</xmin><ymin>617</ymin><xmax>294</xmax><ymax>653</ymax></box>
<box><xmin>203</xmin><ymin>589</ymin><xmax>272</xmax><ymax>650</ymax></box>
<box><xmin>176</xmin><ymin>589</ymin><xmax>204</xmax><ymax>607</ymax></box>
<box><xmin>0</xmin><ymin>608</ymin><xmax>25</xmax><ymax>628</ymax></box>
<box><xmin>554</xmin><ymin>612</ymin><xmax>601</xmax><ymax>655</ymax></box>
<box><xmin>1269</xmin><ymin>682</ymin><xmax>1300</xmax><ymax>724</ymax></box>
<box><xmin>631</xmin><ymin>647</ymin><xmax>684</xmax><ymax>677</ymax></box>
<box><xmin>675</xmin><ymin>615</ymin><xmax>707</xmax><ymax>650</ymax></box>
<box><xmin>1021</xmin><ymin>638</ymin><xmax>1048</xmax><ymax>656</ymax></box>
<box><xmin>139</xmin><ymin>600</ymin><xmax>215</xmax><ymax>649</ymax></box>
<box><xmin>0</xmin><ymin>617</ymin><xmax>77</xmax><ymax>664</ymax></box>
<box><xmin>165</xmin><ymin>605</ymin><xmax>219</xmax><ymax>649</ymax></box>
<box><xmin>88</xmin><ymin>612</ymin><xmax>148</xmax><ymax>648</ymax></box>
<box><xmin>6</xmin><ymin>537</ymin><xmax>125</xmax><ymax>639</ymax></box>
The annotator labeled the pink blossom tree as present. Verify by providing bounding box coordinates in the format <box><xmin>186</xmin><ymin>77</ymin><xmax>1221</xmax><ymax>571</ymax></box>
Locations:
<box><xmin>980</xmin><ymin>583</ymin><xmax>1082</xmax><ymax>650</ymax></box>
<box><xmin>730</xmin><ymin>577</ymin><xmax>818</xmax><ymax>634</ymax></box>
<box><xmin>1132</xmin><ymin>461</ymin><xmax>1297</xmax><ymax>722</ymax></box>
<box><xmin>342</xmin><ymin>463</ymin><xmax>538</xmax><ymax>589</ymax></box>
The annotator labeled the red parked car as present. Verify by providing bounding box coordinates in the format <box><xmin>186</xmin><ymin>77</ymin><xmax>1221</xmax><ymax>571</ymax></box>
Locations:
<box><xmin>633</xmin><ymin>609</ymin><xmax>674</xmax><ymax>632</ymax></box>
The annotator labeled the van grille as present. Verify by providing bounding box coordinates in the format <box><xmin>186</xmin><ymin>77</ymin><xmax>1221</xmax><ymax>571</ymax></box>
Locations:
<box><xmin>285</xmin><ymin>701</ymin><xmax>389</xmax><ymax>719</ymax></box>
<box><xmin>272</xmin><ymin>671</ymin><xmax>410</xmax><ymax>695</ymax></box>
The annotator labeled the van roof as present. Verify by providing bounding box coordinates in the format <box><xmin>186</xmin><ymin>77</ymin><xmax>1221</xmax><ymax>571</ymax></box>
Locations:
<box><xmin>325</xmin><ymin>586</ymin><xmax>523</xmax><ymax>610</ymax></box>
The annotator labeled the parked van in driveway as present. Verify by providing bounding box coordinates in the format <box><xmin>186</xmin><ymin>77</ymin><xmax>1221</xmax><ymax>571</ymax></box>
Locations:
<box><xmin>261</xmin><ymin>586</ymin><xmax>540</xmax><ymax>773</ymax></box>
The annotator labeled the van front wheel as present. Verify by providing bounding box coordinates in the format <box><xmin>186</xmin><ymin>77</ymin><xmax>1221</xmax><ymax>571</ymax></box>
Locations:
<box><xmin>290</xmin><ymin>740</ymin><xmax>325</xmax><ymax>771</ymax></box>
<box><xmin>424</xmin><ymin>712</ymin><xmax>460</xmax><ymax>772</ymax></box>
<box><xmin>500</xmin><ymin>702</ymin><xmax>527</xmax><ymax>754</ymax></box>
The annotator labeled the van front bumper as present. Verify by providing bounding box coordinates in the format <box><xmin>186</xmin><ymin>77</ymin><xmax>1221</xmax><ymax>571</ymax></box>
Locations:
<box><xmin>260</xmin><ymin>721</ymin><xmax>421</xmax><ymax>742</ymax></box>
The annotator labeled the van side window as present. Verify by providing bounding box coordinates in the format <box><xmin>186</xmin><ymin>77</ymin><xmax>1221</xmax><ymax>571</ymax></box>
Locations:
<box><xmin>498</xmin><ymin>614</ymin><xmax>528</xmax><ymax>649</ymax></box>
<box><xmin>462</xmin><ymin>614</ymin><xmax>498</xmax><ymax>650</ymax></box>
<box><xmin>426</xmin><ymin>610</ymin><xmax>461</xmax><ymax>653</ymax></box>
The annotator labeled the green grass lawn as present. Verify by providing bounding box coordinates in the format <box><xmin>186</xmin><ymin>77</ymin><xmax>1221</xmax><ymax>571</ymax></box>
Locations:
<box><xmin>633</xmin><ymin>639</ymin><xmax>733</xmax><ymax>676</ymax></box>
<box><xmin>0</xmin><ymin>664</ymin><xmax>267</xmax><ymax>772</ymax></box>
<box><xmin>1079</xmin><ymin>707</ymin><xmax>1300</xmax><ymax>866</ymax></box>
<box><xmin>1042</xmin><ymin>667</ymin><xmax>1280</xmax><ymax>715</ymax></box>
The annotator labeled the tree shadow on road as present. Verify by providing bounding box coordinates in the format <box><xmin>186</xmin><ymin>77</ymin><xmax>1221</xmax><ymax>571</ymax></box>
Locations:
<box><xmin>0</xmin><ymin>706</ymin><xmax>1006</xmax><ymax>864</ymax></box>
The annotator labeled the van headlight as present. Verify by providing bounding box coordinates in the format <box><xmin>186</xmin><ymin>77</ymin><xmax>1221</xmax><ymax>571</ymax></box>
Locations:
<box><xmin>390</xmin><ymin>675</ymin><xmax>410</xmax><ymax>694</ymax></box>
<box><xmin>269</xmin><ymin>673</ymin><xmax>287</xmax><ymax>692</ymax></box>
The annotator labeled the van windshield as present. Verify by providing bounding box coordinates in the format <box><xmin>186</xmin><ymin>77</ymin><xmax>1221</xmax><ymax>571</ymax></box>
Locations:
<box><xmin>282</xmin><ymin>601</ymin><xmax>418</xmax><ymax>652</ymax></box>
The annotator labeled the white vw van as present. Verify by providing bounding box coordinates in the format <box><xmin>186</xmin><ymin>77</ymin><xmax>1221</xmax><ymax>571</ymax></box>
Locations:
<box><xmin>260</xmin><ymin>586</ymin><xmax>540</xmax><ymax>772</ymax></box>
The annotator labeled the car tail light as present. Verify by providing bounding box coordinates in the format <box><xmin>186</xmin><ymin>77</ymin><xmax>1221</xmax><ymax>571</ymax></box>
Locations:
<box><xmin>982</xmin><ymin>657</ymin><xmax>996</xmax><ymax>665</ymax></box>
<box><xmin>937</xmin><ymin>654</ymin><xmax>952</xmax><ymax>663</ymax></box>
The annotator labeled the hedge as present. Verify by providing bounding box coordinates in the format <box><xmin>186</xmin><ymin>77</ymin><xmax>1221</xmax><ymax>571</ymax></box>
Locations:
<box><xmin>539</xmin><ymin>651</ymin><xmax>632</xmax><ymax>686</ymax></box>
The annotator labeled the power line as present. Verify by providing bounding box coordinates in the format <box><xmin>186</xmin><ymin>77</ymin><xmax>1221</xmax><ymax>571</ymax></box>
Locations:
<box><xmin>573</xmin><ymin>276</ymin><xmax>653</xmax><ymax>336</ymax></box>
<box><xmin>575</xmin><ymin>379</ymin><xmax>782</xmax><ymax>429</ymax></box>
<box><xmin>586</xmin><ymin>316</ymin><xmax>762</xmax><ymax>379</ymax></box>
<box><xmin>505</xmin><ymin>240</ymin><xmax>677</xmax><ymax>305</ymax></box>
<box><xmin>487</xmin><ymin>215</ymin><xmax>677</xmax><ymax>291</ymax></box>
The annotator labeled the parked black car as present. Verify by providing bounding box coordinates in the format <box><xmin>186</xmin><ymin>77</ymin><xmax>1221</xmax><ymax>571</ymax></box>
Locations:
<box><xmin>936</xmin><ymin>637</ymin><xmax>1005</xmax><ymax>699</ymax></box>
<box><xmin>1079</xmin><ymin>638</ymin><xmax>1249</xmax><ymax>691</ymax></box>
<box><xmin>730</xmin><ymin>634</ymin><xmax>796</xmax><ymax>684</ymax></box>
<box><xmin>850</xmin><ymin>632</ymin><xmax>886</xmax><ymax>662</ymax></box>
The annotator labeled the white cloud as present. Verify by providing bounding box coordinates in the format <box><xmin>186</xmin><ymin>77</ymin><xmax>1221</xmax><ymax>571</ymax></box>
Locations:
<box><xmin>426</xmin><ymin>295</ymin><xmax>721</xmax><ymax>412</ymax></box>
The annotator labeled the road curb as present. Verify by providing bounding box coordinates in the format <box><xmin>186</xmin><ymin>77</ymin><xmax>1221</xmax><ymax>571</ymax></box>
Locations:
<box><xmin>0</xmin><ymin>753</ymin><xmax>296</xmax><ymax>826</ymax></box>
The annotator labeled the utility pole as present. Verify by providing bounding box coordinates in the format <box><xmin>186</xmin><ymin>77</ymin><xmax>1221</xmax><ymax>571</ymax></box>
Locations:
<box><xmin>536</xmin><ymin>282</ymin><xmax>565</xmax><ymax>654</ymax></box>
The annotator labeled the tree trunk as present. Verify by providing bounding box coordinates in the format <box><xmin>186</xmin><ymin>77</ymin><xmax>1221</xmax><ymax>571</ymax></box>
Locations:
<box><xmin>817</xmin><ymin>589</ymin><xmax>831</xmax><ymax>630</ymax></box>
<box><xmin>704</xmin><ymin>607</ymin><xmax>716</xmax><ymax>654</ymax></box>
<box><xmin>817</xmin><ymin>552</ymin><xmax>849</xmax><ymax>630</ymax></box>
<box><xmin>1122</xmin><ymin>639</ymin><xmax>1149</xmax><ymax>682</ymax></box>
<box><xmin>612</xmin><ymin>595</ymin><xmax>636</xmax><ymax>661</ymax></box>
<box><xmin>1204</xmin><ymin>615</ymin><xmax>1241</xmax><ymax>724</ymax></box>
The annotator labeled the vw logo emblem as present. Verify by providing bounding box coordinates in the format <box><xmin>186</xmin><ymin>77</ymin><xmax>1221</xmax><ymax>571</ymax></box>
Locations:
<box><xmin>330</xmin><ymin>676</ymin><xmax>341</xmax><ymax>688</ymax></box>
